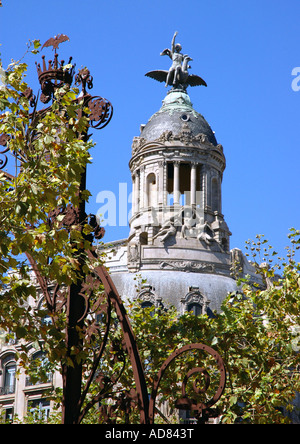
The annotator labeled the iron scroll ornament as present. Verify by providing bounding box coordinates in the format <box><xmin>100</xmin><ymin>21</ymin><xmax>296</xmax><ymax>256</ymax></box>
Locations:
<box><xmin>87</xmin><ymin>96</ymin><xmax>113</xmax><ymax>130</ymax></box>
<box><xmin>149</xmin><ymin>343</ymin><xmax>226</xmax><ymax>423</ymax></box>
<box><xmin>0</xmin><ymin>134</ymin><xmax>10</xmax><ymax>171</ymax></box>
<box><xmin>0</xmin><ymin>145</ymin><xmax>9</xmax><ymax>170</ymax></box>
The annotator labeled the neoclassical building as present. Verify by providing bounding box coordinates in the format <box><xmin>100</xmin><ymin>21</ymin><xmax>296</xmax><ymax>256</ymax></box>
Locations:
<box><xmin>100</xmin><ymin>35</ymin><xmax>261</xmax><ymax>315</ymax></box>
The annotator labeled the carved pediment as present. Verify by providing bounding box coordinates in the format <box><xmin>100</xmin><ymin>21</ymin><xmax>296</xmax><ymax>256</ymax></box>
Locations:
<box><xmin>131</xmin><ymin>137</ymin><xmax>166</xmax><ymax>155</ymax></box>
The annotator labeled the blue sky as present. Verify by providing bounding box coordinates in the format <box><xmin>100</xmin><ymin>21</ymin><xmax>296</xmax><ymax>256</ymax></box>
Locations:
<box><xmin>1</xmin><ymin>0</ymin><xmax>300</xmax><ymax>262</ymax></box>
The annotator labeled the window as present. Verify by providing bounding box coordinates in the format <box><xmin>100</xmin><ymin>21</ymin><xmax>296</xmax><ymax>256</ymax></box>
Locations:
<box><xmin>221</xmin><ymin>237</ymin><xmax>228</xmax><ymax>252</ymax></box>
<box><xmin>2</xmin><ymin>408</ymin><xmax>14</xmax><ymax>423</ymax></box>
<box><xmin>139</xmin><ymin>232</ymin><xmax>148</xmax><ymax>245</ymax></box>
<box><xmin>141</xmin><ymin>301</ymin><xmax>154</xmax><ymax>310</ymax></box>
<box><xmin>187</xmin><ymin>303</ymin><xmax>203</xmax><ymax>317</ymax></box>
<box><xmin>1</xmin><ymin>354</ymin><xmax>16</xmax><ymax>395</ymax></box>
<box><xmin>25</xmin><ymin>351</ymin><xmax>52</xmax><ymax>386</ymax></box>
<box><xmin>181</xmin><ymin>287</ymin><xmax>211</xmax><ymax>317</ymax></box>
<box><xmin>146</xmin><ymin>173</ymin><xmax>156</xmax><ymax>207</ymax></box>
<box><xmin>167</xmin><ymin>162</ymin><xmax>201</xmax><ymax>206</ymax></box>
<box><xmin>179</xmin><ymin>163</ymin><xmax>191</xmax><ymax>203</ymax></box>
<box><xmin>4</xmin><ymin>364</ymin><xmax>16</xmax><ymax>393</ymax></box>
<box><xmin>180</xmin><ymin>113</ymin><xmax>190</xmax><ymax>122</ymax></box>
<box><xmin>29</xmin><ymin>399</ymin><xmax>51</xmax><ymax>421</ymax></box>
<box><xmin>167</xmin><ymin>163</ymin><xmax>174</xmax><ymax>197</ymax></box>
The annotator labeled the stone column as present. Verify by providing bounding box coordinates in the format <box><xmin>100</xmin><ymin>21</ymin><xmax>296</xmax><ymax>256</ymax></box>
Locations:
<box><xmin>190</xmin><ymin>163</ymin><xmax>197</xmax><ymax>205</ymax></box>
<box><xmin>206</xmin><ymin>167</ymin><xmax>211</xmax><ymax>209</ymax></box>
<box><xmin>173</xmin><ymin>161</ymin><xmax>180</xmax><ymax>205</ymax></box>
<box><xmin>201</xmin><ymin>165</ymin><xmax>206</xmax><ymax>209</ymax></box>
<box><xmin>132</xmin><ymin>174</ymin><xmax>136</xmax><ymax>215</ymax></box>
<box><xmin>135</xmin><ymin>170</ymin><xmax>140</xmax><ymax>212</ymax></box>
<box><xmin>139</xmin><ymin>166</ymin><xmax>145</xmax><ymax>208</ymax></box>
<box><xmin>158</xmin><ymin>161</ymin><xmax>164</xmax><ymax>205</ymax></box>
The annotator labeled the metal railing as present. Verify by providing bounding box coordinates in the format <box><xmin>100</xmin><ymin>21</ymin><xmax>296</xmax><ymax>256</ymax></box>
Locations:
<box><xmin>25</xmin><ymin>374</ymin><xmax>53</xmax><ymax>387</ymax></box>
<box><xmin>0</xmin><ymin>384</ymin><xmax>15</xmax><ymax>395</ymax></box>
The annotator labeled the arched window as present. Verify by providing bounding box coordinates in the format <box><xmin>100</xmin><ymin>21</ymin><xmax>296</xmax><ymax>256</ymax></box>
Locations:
<box><xmin>25</xmin><ymin>351</ymin><xmax>52</xmax><ymax>386</ymax></box>
<box><xmin>181</xmin><ymin>287</ymin><xmax>210</xmax><ymax>317</ymax></box>
<box><xmin>139</xmin><ymin>232</ymin><xmax>148</xmax><ymax>245</ymax></box>
<box><xmin>1</xmin><ymin>353</ymin><xmax>16</xmax><ymax>395</ymax></box>
<box><xmin>146</xmin><ymin>173</ymin><xmax>156</xmax><ymax>208</ymax></box>
<box><xmin>4</xmin><ymin>363</ymin><xmax>16</xmax><ymax>394</ymax></box>
<box><xmin>140</xmin><ymin>297</ymin><xmax>155</xmax><ymax>318</ymax></box>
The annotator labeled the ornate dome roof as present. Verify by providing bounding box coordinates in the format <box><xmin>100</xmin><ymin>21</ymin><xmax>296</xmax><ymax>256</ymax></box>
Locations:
<box><xmin>140</xmin><ymin>89</ymin><xmax>218</xmax><ymax>146</ymax></box>
<box><xmin>110</xmin><ymin>270</ymin><xmax>238</xmax><ymax>313</ymax></box>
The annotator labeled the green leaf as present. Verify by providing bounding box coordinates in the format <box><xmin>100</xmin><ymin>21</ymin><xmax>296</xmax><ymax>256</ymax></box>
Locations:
<box><xmin>16</xmin><ymin>326</ymin><xmax>27</xmax><ymax>339</ymax></box>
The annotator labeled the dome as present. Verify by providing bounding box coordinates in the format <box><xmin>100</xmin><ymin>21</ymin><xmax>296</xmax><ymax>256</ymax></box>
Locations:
<box><xmin>110</xmin><ymin>270</ymin><xmax>238</xmax><ymax>313</ymax></box>
<box><xmin>140</xmin><ymin>89</ymin><xmax>218</xmax><ymax>146</ymax></box>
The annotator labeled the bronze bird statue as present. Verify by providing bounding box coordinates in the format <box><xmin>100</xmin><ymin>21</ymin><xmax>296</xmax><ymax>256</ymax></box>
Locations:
<box><xmin>41</xmin><ymin>34</ymin><xmax>70</xmax><ymax>51</ymax></box>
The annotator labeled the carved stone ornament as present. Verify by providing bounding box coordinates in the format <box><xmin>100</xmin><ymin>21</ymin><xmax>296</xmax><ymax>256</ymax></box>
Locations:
<box><xmin>159</xmin><ymin>260</ymin><xmax>215</xmax><ymax>273</ymax></box>
<box><xmin>131</xmin><ymin>136</ymin><xmax>147</xmax><ymax>155</ymax></box>
<box><xmin>131</xmin><ymin>130</ymin><xmax>223</xmax><ymax>156</ymax></box>
<box><xmin>127</xmin><ymin>243</ymin><xmax>140</xmax><ymax>263</ymax></box>
<box><xmin>136</xmin><ymin>285</ymin><xmax>163</xmax><ymax>308</ymax></box>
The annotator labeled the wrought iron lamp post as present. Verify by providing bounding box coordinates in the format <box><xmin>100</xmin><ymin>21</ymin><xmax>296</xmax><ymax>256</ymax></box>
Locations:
<box><xmin>34</xmin><ymin>37</ymin><xmax>113</xmax><ymax>423</ymax></box>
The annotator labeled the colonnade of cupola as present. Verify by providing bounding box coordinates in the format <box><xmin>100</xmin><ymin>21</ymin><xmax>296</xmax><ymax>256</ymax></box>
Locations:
<box><xmin>131</xmin><ymin>156</ymin><xmax>222</xmax><ymax>215</ymax></box>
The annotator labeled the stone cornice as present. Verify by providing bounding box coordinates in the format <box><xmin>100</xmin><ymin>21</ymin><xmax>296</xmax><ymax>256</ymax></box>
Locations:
<box><xmin>129</xmin><ymin>132</ymin><xmax>225</xmax><ymax>172</ymax></box>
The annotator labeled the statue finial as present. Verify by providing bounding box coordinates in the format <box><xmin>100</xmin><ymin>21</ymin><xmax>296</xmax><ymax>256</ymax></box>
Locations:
<box><xmin>145</xmin><ymin>31</ymin><xmax>207</xmax><ymax>90</ymax></box>
<box><xmin>41</xmin><ymin>34</ymin><xmax>70</xmax><ymax>52</ymax></box>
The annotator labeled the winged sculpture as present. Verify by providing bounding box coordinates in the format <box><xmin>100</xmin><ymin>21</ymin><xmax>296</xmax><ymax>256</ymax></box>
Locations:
<box><xmin>145</xmin><ymin>31</ymin><xmax>207</xmax><ymax>90</ymax></box>
<box><xmin>41</xmin><ymin>34</ymin><xmax>70</xmax><ymax>51</ymax></box>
